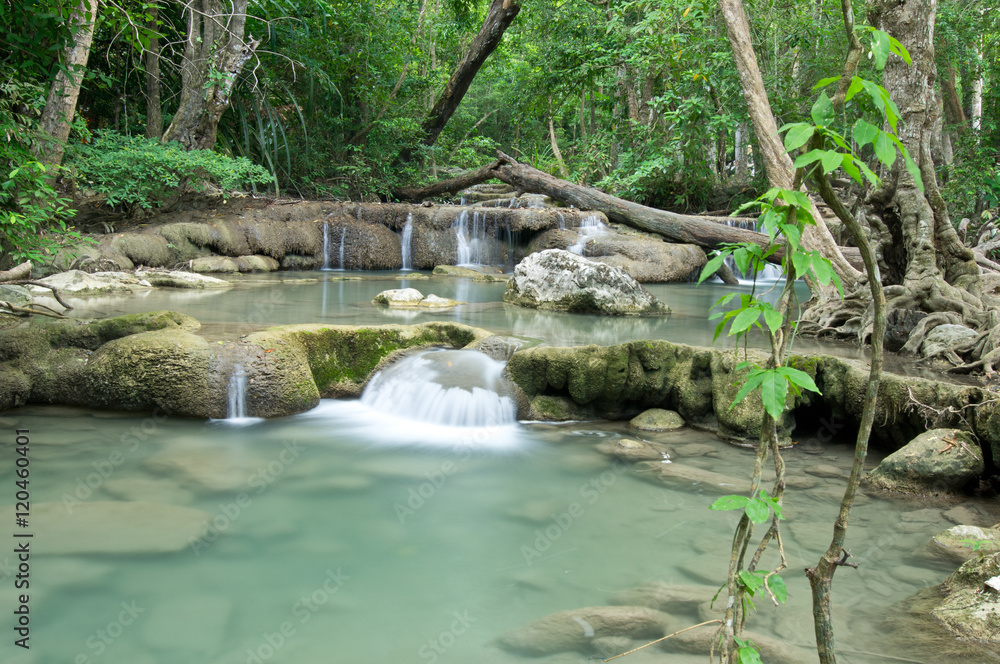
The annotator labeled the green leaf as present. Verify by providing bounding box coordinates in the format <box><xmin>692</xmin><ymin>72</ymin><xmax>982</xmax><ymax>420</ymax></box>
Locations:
<box><xmin>852</xmin><ymin>119</ymin><xmax>879</xmax><ymax>145</ymax></box>
<box><xmin>745</xmin><ymin>497</ymin><xmax>770</xmax><ymax>524</ymax></box>
<box><xmin>767</xmin><ymin>574</ymin><xmax>787</xmax><ymax>603</ymax></box>
<box><xmin>857</xmin><ymin>158</ymin><xmax>880</xmax><ymax>187</ymax></box>
<box><xmin>873</xmin><ymin>131</ymin><xmax>896</xmax><ymax>167</ymax></box>
<box><xmin>759</xmin><ymin>370</ymin><xmax>789</xmax><ymax>419</ymax></box>
<box><xmin>738</xmin><ymin>570</ymin><xmax>765</xmax><ymax>592</ymax></box>
<box><xmin>811</xmin><ymin>253</ymin><xmax>834</xmax><ymax>284</ymax></box>
<box><xmin>871</xmin><ymin>29</ymin><xmax>891</xmax><ymax>70</ymax></box>
<box><xmin>810</xmin><ymin>92</ymin><xmax>835</xmax><ymax>127</ymax></box>
<box><xmin>699</xmin><ymin>253</ymin><xmax>726</xmax><ymax>284</ymax></box>
<box><xmin>841</xmin><ymin>153</ymin><xmax>862</xmax><ymax>184</ymax></box>
<box><xmin>782</xmin><ymin>123</ymin><xmax>815</xmax><ymax>152</ymax></box>
<box><xmin>729</xmin><ymin>306</ymin><xmax>761</xmax><ymax>335</ymax></box>
<box><xmin>709</xmin><ymin>495</ymin><xmax>749</xmax><ymax>511</ymax></box>
<box><xmin>737</xmin><ymin>643</ymin><xmax>763</xmax><ymax>664</ymax></box>
<box><xmin>812</xmin><ymin>76</ymin><xmax>840</xmax><ymax>90</ymax></box>
<box><xmin>820</xmin><ymin>149</ymin><xmax>842</xmax><ymax>174</ymax></box>
<box><xmin>888</xmin><ymin>35</ymin><xmax>911</xmax><ymax>64</ymax></box>
<box><xmin>780</xmin><ymin>223</ymin><xmax>801</xmax><ymax>250</ymax></box>
<box><xmin>791</xmin><ymin>250</ymin><xmax>811</xmax><ymax>277</ymax></box>
<box><xmin>731</xmin><ymin>370</ymin><xmax>766</xmax><ymax>407</ymax></box>
<box><xmin>904</xmin><ymin>151</ymin><xmax>924</xmax><ymax>193</ymax></box>
<box><xmin>845</xmin><ymin>77</ymin><xmax>864</xmax><ymax>102</ymax></box>
<box><xmin>777</xmin><ymin>367</ymin><xmax>820</xmax><ymax>395</ymax></box>
<box><xmin>792</xmin><ymin>149</ymin><xmax>825</xmax><ymax>169</ymax></box>
<box><xmin>762</xmin><ymin>305</ymin><xmax>783</xmax><ymax>334</ymax></box>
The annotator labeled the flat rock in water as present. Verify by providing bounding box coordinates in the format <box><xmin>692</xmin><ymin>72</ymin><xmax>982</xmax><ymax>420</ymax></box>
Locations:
<box><xmin>643</xmin><ymin>461</ymin><xmax>751</xmax><ymax>493</ymax></box>
<box><xmin>503</xmin><ymin>249</ymin><xmax>670</xmax><ymax>316</ymax></box>
<box><xmin>673</xmin><ymin>443</ymin><xmax>719</xmax><ymax>457</ymax></box>
<box><xmin>0</xmin><ymin>502</ymin><xmax>209</xmax><ymax>554</ymax></box>
<box><xmin>630</xmin><ymin>408</ymin><xmax>685</xmax><ymax>431</ymax></box>
<box><xmin>866</xmin><ymin>428</ymin><xmax>984</xmax><ymax>494</ymax></box>
<box><xmin>942</xmin><ymin>503</ymin><xmax>997</xmax><ymax>527</ymax></box>
<box><xmin>142</xmin><ymin>447</ymin><xmax>262</xmax><ymax>493</ymax></box>
<box><xmin>372</xmin><ymin>288</ymin><xmax>460</xmax><ymax>307</ymax></box>
<box><xmin>596</xmin><ymin>438</ymin><xmax>667</xmax><ymax>462</ymax></box>
<box><xmin>30</xmin><ymin>270</ymin><xmax>150</xmax><ymax>294</ymax></box>
<box><xmin>135</xmin><ymin>269</ymin><xmax>234</xmax><ymax>289</ymax></box>
<box><xmin>497</xmin><ymin>605</ymin><xmax>672</xmax><ymax>656</ymax></box>
<box><xmin>804</xmin><ymin>464</ymin><xmax>844</xmax><ymax>478</ymax></box>
<box><xmin>607</xmin><ymin>581</ymin><xmax>716</xmax><ymax>612</ymax></box>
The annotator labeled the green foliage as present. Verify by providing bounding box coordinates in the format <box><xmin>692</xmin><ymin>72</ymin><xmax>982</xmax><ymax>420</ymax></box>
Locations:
<box><xmin>710</xmin><ymin>489</ymin><xmax>783</xmax><ymax>525</ymax></box>
<box><xmin>67</xmin><ymin>131</ymin><xmax>272</xmax><ymax>214</ymax></box>
<box><xmin>0</xmin><ymin>76</ymin><xmax>80</xmax><ymax>265</ymax></box>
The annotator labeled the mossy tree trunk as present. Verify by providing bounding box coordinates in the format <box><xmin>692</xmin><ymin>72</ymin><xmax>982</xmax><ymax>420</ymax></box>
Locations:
<box><xmin>161</xmin><ymin>0</ymin><xmax>259</xmax><ymax>151</ymax></box>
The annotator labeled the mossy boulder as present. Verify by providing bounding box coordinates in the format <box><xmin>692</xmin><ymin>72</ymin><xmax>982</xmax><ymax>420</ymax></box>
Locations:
<box><xmin>930</xmin><ymin>552</ymin><xmax>1000</xmax><ymax>644</ymax></box>
<box><xmin>866</xmin><ymin>429</ymin><xmax>984</xmax><ymax>494</ymax></box>
<box><xmin>0</xmin><ymin>285</ymin><xmax>31</xmax><ymax>307</ymax></box>
<box><xmin>630</xmin><ymin>408</ymin><xmax>684</xmax><ymax>431</ymax></box>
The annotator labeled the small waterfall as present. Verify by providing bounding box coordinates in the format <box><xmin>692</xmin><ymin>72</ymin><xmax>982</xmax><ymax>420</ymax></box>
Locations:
<box><xmin>400</xmin><ymin>213</ymin><xmax>414</xmax><ymax>271</ymax></box>
<box><xmin>568</xmin><ymin>214</ymin><xmax>608</xmax><ymax>255</ymax></box>
<box><xmin>227</xmin><ymin>364</ymin><xmax>248</xmax><ymax>419</ymax></box>
<box><xmin>557</xmin><ymin>213</ymin><xmax>566</xmax><ymax>230</ymax></box>
<box><xmin>338</xmin><ymin>228</ymin><xmax>347</xmax><ymax>269</ymax></box>
<box><xmin>322</xmin><ymin>221</ymin><xmax>331</xmax><ymax>270</ymax></box>
<box><xmin>360</xmin><ymin>350</ymin><xmax>517</xmax><ymax>428</ymax></box>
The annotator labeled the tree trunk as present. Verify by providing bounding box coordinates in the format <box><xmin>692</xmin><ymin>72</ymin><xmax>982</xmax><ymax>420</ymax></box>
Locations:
<box><xmin>37</xmin><ymin>0</ymin><xmax>100</xmax><ymax>168</ymax></box>
<box><xmin>719</xmin><ymin>0</ymin><xmax>861</xmax><ymax>291</ymax></box>
<box><xmin>733</xmin><ymin>121</ymin><xmax>748</xmax><ymax>182</ymax></box>
<box><xmin>144</xmin><ymin>4</ymin><xmax>163</xmax><ymax>140</ymax></box>
<box><xmin>397</xmin><ymin>0</ymin><xmax>521</xmax><ymax>162</ymax></box>
<box><xmin>869</xmin><ymin>0</ymin><xmax>982</xmax><ymax>329</ymax></box>
<box><xmin>161</xmin><ymin>0</ymin><xmax>260</xmax><ymax>151</ymax></box>
<box><xmin>548</xmin><ymin>100</ymin><xmax>569</xmax><ymax>178</ymax></box>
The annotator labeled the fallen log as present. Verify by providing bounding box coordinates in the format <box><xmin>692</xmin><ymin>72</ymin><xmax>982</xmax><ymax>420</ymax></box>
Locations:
<box><xmin>0</xmin><ymin>261</ymin><xmax>31</xmax><ymax>282</ymax></box>
<box><xmin>393</xmin><ymin>152</ymin><xmax>866</xmax><ymax>273</ymax></box>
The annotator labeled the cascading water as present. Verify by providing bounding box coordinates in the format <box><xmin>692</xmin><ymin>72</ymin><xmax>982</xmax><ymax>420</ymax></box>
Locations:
<box><xmin>401</xmin><ymin>213</ymin><xmax>414</xmax><ymax>271</ymax></box>
<box><xmin>718</xmin><ymin>219</ymin><xmax>783</xmax><ymax>283</ymax></box>
<box><xmin>360</xmin><ymin>349</ymin><xmax>517</xmax><ymax>429</ymax></box>
<box><xmin>338</xmin><ymin>228</ymin><xmax>347</xmax><ymax>269</ymax></box>
<box><xmin>453</xmin><ymin>209</ymin><xmax>489</xmax><ymax>265</ymax></box>
<box><xmin>568</xmin><ymin>214</ymin><xmax>608</xmax><ymax>255</ymax></box>
<box><xmin>227</xmin><ymin>364</ymin><xmax>248</xmax><ymax>419</ymax></box>
<box><xmin>322</xmin><ymin>221</ymin><xmax>331</xmax><ymax>270</ymax></box>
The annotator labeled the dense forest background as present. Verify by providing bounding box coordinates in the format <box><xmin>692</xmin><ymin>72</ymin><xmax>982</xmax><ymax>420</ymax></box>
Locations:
<box><xmin>1</xmin><ymin>0</ymin><xmax>998</xmax><ymax>256</ymax></box>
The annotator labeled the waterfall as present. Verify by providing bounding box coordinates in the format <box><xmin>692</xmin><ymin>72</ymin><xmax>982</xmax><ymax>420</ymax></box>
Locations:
<box><xmin>568</xmin><ymin>214</ymin><xmax>608</xmax><ymax>255</ymax></box>
<box><xmin>401</xmin><ymin>213</ymin><xmax>414</xmax><ymax>271</ymax></box>
<box><xmin>322</xmin><ymin>221</ymin><xmax>331</xmax><ymax>270</ymax></box>
<box><xmin>360</xmin><ymin>350</ymin><xmax>516</xmax><ymax>428</ymax></box>
<box><xmin>227</xmin><ymin>364</ymin><xmax>248</xmax><ymax>419</ymax></box>
<box><xmin>338</xmin><ymin>228</ymin><xmax>347</xmax><ymax>269</ymax></box>
<box><xmin>557</xmin><ymin>213</ymin><xmax>566</xmax><ymax>230</ymax></box>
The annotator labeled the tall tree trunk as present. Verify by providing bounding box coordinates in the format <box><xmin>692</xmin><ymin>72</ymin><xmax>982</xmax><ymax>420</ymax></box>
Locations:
<box><xmin>548</xmin><ymin>99</ymin><xmax>568</xmax><ymax>178</ymax></box>
<box><xmin>398</xmin><ymin>0</ymin><xmax>521</xmax><ymax>163</ymax></box>
<box><xmin>719</xmin><ymin>0</ymin><xmax>861</xmax><ymax>291</ymax></box>
<box><xmin>733</xmin><ymin>121</ymin><xmax>748</xmax><ymax>182</ymax></box>
<box><xmin>162</xmin><ymin>0</ymin><xmax>260</xmax><ymax>151</ymax></box>
<box><xmin>37</xmin><ymin>0</ymin><xmax>99</xmax><ymax>168</ymax></box>
<box><xmin>144</xmin><ymin>4</ymin><xmax>163</xmax><ymax>140</ymax></box>
<box><xmin>866</xmin><ymin>0</ymin><xmax>985</xmax><ymax>350</ymax></box>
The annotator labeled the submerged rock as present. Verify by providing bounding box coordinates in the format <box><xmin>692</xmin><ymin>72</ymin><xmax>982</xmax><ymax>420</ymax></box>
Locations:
<box><xmin>866</xmin><ymin>429</ymin><xmax>984</xmax><ymax>494</ymax></box>
<box><xmin>0</xmin><ymin>502</ymin><xmax>209</xmax><ymax>554</ymax></box>
<box><xmin>29</xmin><ymin>269</ymin><xmax>151</xmax><ymax>295</ymax></box>
<box><xmin>503</xmin><ymin>249</ymin><xmax>670</xmax><ymax>316</ymax></box>
<box><xmin>596</xmin><ymin>438</ymin><xmax>668</xmax><ymax>462</ymax></box>
<box><xmin>134</xmin><ymin>269</ymin><xmax>233</xmax><ymax>288</ymax></box>
<box><xmin>607</xmin><ymin>581</ymin><xmax>716</xmax><ymax>613</ymax></box>
<box><xmin>496</xmin><ymin>605</ymin><xmax>672</xmax><ymax>656</ymax></box>
<box><xmin>661</xmin><ymin>622</ymin><xmax>812</xmax><ymax>664</ymax></box>
<box><xmin>630</xmin><ymin>408</ymin><xmax>684</xmax><ymax>431</ymax></box>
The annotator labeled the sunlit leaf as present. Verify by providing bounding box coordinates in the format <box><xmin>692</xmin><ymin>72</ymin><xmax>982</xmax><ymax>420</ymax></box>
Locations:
<box><xmin>710</xmin><ymin>495</ymin><xmax>749</xmax><ymax>511</ymax></box>
<box><xmin>782</xmin><ymin>123</ymin><xmax>815</xmax><ymax>152</ymax></box>
<box><xmin>871</xmin><ymin>29</ymin><xmax>891</xmax><ymax>70</ymax></box>
<box><xmin>767</xmin><ymin>575</ymin><xmax>787</xmax><ymax>603</ymax></box>
<box><xmin>729</xmin><ymin>306</ymin><xmax>761</xmax><ymax>335</ymax></box>
<box><xmin>810</xmin><ymin>92</ymin><xmax>835</xmax><ymax>127</ymax></box>
<box><xmin>759</xmin><ymin>369</ymin><xmax>788</xmax><ymax>419</ymax></box>
<box><xmin>820</xmin><ymin>149</ymin><xmax>842</xmax><ymax>173</ymax></box>
<box><xmin>852</xmin><ymin>118</ymin><xmax>879</xmax><ymax>145</ymax></box>
<box><xmin>873</xmin><ymin>131</ymin><xmax>896</xmax><ymax>167</ymax></box>
<box><xmin>745</xmin><ymin>498</ymin><xmax>770</xmax><ymax>524</ymax></box>
<box><xmin>776</xmin><ymin>366</ymin><xmax>821</xmax><ymax>395</ymax></box>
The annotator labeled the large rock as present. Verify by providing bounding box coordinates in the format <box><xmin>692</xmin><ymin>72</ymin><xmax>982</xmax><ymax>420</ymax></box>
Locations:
<box><xmin>503</xmin><ymin>249</ymin><xmax>670</xmax><ymax>316</ymax></box>
<box><xmin>0</xmin><ymin>502</ymin><xmax>209</xmax><ymax>554</ymax></box>
<box><xmin>866</xmin><ymin>429</ymin><xmax>984</xmax><ymax>494</ymax></box>
<box><xmin>921</xmin><ymin>324</ymin><xmax>980</xmax><ymax>357</ymax></box>
<box><xmin>372</xmin><ymin>288</ymin><xmax>460</xmax><ymax>308</ymax></box>
<box><xmin>0</xmin><ymin>285</ymin><xmax>32</xmax><ymax>307</ymax></box>
<box><xmin>497</xmin><ymin>606</ymin><xmax>672</xmax><ymax>656</ymax></box>
<box><xmin>630</xmin><ymin>408</ymin><xmax>685</xmax><ymax>431</ymax></box>
<box><xmin>930</xmin><ymin>552</ymin><xmax>1000</xmax><ymax>644</ymax></box>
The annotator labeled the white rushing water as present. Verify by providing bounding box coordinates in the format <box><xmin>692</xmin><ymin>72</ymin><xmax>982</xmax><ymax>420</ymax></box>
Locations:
<box><xmin>360</xmin><ymin>349</ymin><xmax>517</xmax><ymax>430</ymax></box>
<box><xmin>568</xmin><ymin>214</ymin><xmax>608</xmax><ymax>255</ymax></box>
<box><xmin>338</xmin><ymin>227</ymin><xmax>347</xmax><ymax>269</ymax></box>
<box><xmin>321</xmin><ymin>221</ymin><xmax>331</xmax><ymax>270</ymax></box>
<box><xmin>227</xmin><ymin>363</ymin><xmax>247</xmax><ymax>418</ymax></box>
<box><xmin>400</xmin><ymin>213</ymin><xmax>414</xmax><ymax>271</ymax></box>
